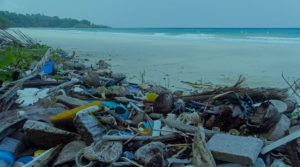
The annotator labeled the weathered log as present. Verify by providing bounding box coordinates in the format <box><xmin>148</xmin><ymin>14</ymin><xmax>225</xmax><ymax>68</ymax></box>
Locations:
<box><xmin>162</xmin><ymin>119</ymin><xmax>216</xmax><ymax>138</ymax></box>
<box><xmin>102</xmin><ymin>134</ymin><xmax>177</xmax><ymax>142</ymax></box>
<box><xmin>48</xmin><ymin>79</ymin><xmax>79</xmax><ymax>96</ymax></box>
<box><xmin>56</xmin><ymin>95</ymin><xmax>88</xmax><ymax>108</ymax></box>
<box><xmin>261</xmin><ymin>130</ymin><xmax>300</xmax><ymax>154</ymax></box>
<box><xmin>180</xmin><ymin>87</ymin><xmax>289</xmax><ymax>102</ymax></box>
<box><xmin>23</xmin><ymin>80</ymin><xmax>64</xmax><ymax>87</ymax></box>
<box><xmin>286</xmin><ymin>141</ymin><xmax>300</xmax><ymax>167</ymax></box>
<box><xmin>0</xmin><ymin>81</ymin><xmax>23</xmax><ymax>112</ymax></box>
<box><xmin>23</xmin><ymin>120</ymin><xmax>78</xmax><ymax>148</ymax></box>
<box><xmin>0</xmin><ymin>109</ymin><xmax>25</xmax><ymax>141</ymax></box>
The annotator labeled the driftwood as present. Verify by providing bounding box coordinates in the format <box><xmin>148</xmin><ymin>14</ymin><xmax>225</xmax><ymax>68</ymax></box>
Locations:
<box><xmin>261</xmin><ymin>130</ymin><xmax>300</xmax><ymax>154</ymax></box>
<box><xmin>0</xmin><ymin>81</ymin><xmax>23</xmax><ymax>111</ymax></box>
<box><xmin>23</xmin><ymin>120</ymin><xmax>79</xmax><ymax>148</ymax></box>
<box><xmin>114</xmin><ymin>96</ymin><xmax>140</xmax><ymax>104</ymax></box>
<box><xmin>48</xmin><ymin>79</ymin><xmax>80</xmax><ymax>96</ymax></box>
<box><xmin>162</xmin><ymin>119</ymin><xmax>216</xmax><ymax>138</ymax></box>
<box><xmin>23</xmin><ymin>80</ymin><xmax>64</xmax><ymax>87</ymax></box>
<box><xmin>102</xmin><ymin>134</ymin><xmax>177</xmax><ymax>142</ymax></box>
<box><xmin>180</xmin><ymin>87</ymin><xmax>289</xmax><ymax>102</ymax></box>
<box><xmin>180</xmin><ymin>75</ymin><xmax>288</xmax><ymax>102</ymax></box>
<box><xmin>285</xmin><ymin>127</ymin><xmax>300</xmax><ymax>167</ymax></box>
<box><xmin>56</xmin><ymin>95</ymin><xmax>88</xmax><ymax>108</ymax></box>
<box><xmin>0</xmin><ymin>109</ymin><xmax>25</xmax><ymax>141</ymax></box>
<box><xmin>286</xmin><ymin>141</ymin><xmax>300</xmax><ymax>167</ymax></box>
<box><xmin>32</xmin><ymin>48</ymin><xmax>53</xmax><ymax>74</ymax></box>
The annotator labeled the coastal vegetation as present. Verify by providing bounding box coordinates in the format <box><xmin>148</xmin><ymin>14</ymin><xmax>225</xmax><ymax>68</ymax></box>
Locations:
<box><xmin>0</xmin><ymin>11</ymin><xmax>108</xmax><ymax>29</ymax></box>
<box><xmin>0</xmin><ymin>30</ymin><xmax>64</xmax><ymax>83</ymax></box>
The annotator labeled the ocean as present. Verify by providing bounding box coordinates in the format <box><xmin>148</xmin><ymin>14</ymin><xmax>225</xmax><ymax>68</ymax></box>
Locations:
<box><xmin>50</xmin><ymin>28</ymin><xmax>300</xmax><ymax>44</ymax></box>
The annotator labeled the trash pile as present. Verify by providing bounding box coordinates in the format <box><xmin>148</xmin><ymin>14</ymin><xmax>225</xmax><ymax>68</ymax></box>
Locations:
<box><xmin>0</xmin><ymin>48</ymin><xmax>300</xmax><ymax>167</ymax></box>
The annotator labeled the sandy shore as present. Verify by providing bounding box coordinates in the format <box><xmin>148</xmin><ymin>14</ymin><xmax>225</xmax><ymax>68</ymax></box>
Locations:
<box><xmin>16</xmin><ymin>28</ymin><xmax>300</xmax><ymax>91</ymax></box>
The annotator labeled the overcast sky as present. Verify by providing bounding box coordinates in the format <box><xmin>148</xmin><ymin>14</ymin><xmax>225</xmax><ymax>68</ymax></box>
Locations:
<box><xmin>0</xmin><ymin>0</ymin><xmax>299</xmax><ymax>28</ymax></box>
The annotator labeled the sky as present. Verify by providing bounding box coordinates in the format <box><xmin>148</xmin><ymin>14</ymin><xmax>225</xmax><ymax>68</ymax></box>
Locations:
<box><xmin>0</xmin><ymin>0</ymin><xmax>299</xmax><ymax>28</ymax></box>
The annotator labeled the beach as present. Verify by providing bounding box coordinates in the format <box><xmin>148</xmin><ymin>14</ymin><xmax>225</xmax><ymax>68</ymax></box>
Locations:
<box><xmin>16</xmin><ymin>28</ymin><xmax>300</xmax><ymax>90</ymax></box>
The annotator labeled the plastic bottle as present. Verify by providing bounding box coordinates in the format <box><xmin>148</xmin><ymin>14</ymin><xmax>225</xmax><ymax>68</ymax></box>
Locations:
<box><xmin>50</xmin><ymin>101</ymin><xmax>101</xmax><ymax>126</ymax></box>
<box><xmin>0</xmin><ymin>137</ymin><xmax>21</xmax><ymax>167</ymax></box>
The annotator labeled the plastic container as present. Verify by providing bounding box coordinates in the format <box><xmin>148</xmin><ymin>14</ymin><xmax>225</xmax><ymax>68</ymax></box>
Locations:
<box><xmin>0</xmin><ymin>137</ymin><xmax>22</xmax><ymax>167</ymax></box>
<box><xmin>50</xmin><ymin>101</ymin><xmax>101</xmax><ymax>126</ymax></box>
<box><xmin>0</xmin><ymin>137</ymin><xmax>21</xmax><ymax>154</ymax></box>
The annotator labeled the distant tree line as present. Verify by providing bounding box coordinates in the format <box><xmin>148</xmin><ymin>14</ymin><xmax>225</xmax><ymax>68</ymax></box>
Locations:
<box><xmin>0</xmin><ymin>11</ymin><xmax>109</xmax><ymax>29</ymax></box>
<box><xmin>0</xmin><ymin>15</ymin><xmax>11</xmax><ymax>29</ymax></box>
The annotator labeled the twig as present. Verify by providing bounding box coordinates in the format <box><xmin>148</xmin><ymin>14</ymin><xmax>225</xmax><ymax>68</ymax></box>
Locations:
<box><xmin>171</xmin><ymin>146</ymin><xmax>188</xmax><ymax>158</ymax></box>
<box><xmin>281</xmin><ymin>72</ymin><xmax>300</xmax><ymax>98</ymax></box>
<box><xmin>162</xmin><ymin>119</ymin><xmax>217</xmax><ymax>138</ymax></box>
<box><xmin>168</xmin><ymin>144</ymin><xmax>191</xmax><ymax>147</ymax></box>
<box><xmin>121</xmin><ymin>157</ymin><xmax>143</xmax><ymax>167</ymax></box>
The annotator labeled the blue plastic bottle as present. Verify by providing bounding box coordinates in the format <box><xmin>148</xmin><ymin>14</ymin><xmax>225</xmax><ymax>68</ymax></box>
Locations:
<box><xmin>0</xmin><ymin>137</ymin><xmax>21</xmax><ymax>167</ymax></box>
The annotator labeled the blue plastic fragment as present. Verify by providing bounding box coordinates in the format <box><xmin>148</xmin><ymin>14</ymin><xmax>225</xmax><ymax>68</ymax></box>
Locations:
<box><xmin>122</xmin><ymin>151</ymin><xmax>134</xmax><ymax>160</ymax></box>
<box><xmin>41</xmin><ymin>61</ymin><xmax>54</xmax><ymax>74</ymax></box>
<box><xmin>15</xmin><ymin>156</ymin><xmax>33</xmax><ymax>164</ymax></box>
<box><xmin>0</xmin><ymin>150</ymin><xmax>15</xmax><ymax>166</ymax></box>
<box><xmin>56</xmin><ymin>51</ymin><xmax>68</xmax><ymax>56</ymax></box>
<box><xmin>127</xmin><ymin>84</ymin><xmax>138</xmax><ymax>91</ymax></box>
<box><xmin>115</xmin><ymin>105</ymin><xmax>129</xmax><ymax>120</ymax></box>
<box><xmin>101</xmin><ymin>101</ymin><xmax>119</xmax><ymax>108</ymax></box>
<box><xmin>118</xmin><ymin>131</ymin><xmax>134</xmax><ymax>136</ymax></box>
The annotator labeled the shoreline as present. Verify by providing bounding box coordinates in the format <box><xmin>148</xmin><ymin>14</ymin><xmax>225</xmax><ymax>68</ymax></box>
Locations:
<box><xmin>15</xmin><ymin>28</ymin><xmax>300</xmax><ymax>91</ymax></box>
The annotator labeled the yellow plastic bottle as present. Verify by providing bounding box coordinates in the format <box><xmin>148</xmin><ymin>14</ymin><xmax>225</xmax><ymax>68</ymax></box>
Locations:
<box><xmin>50</xmin><ymin>101</ymin><xmax>101</xmax><ymax>126</ymax></box>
